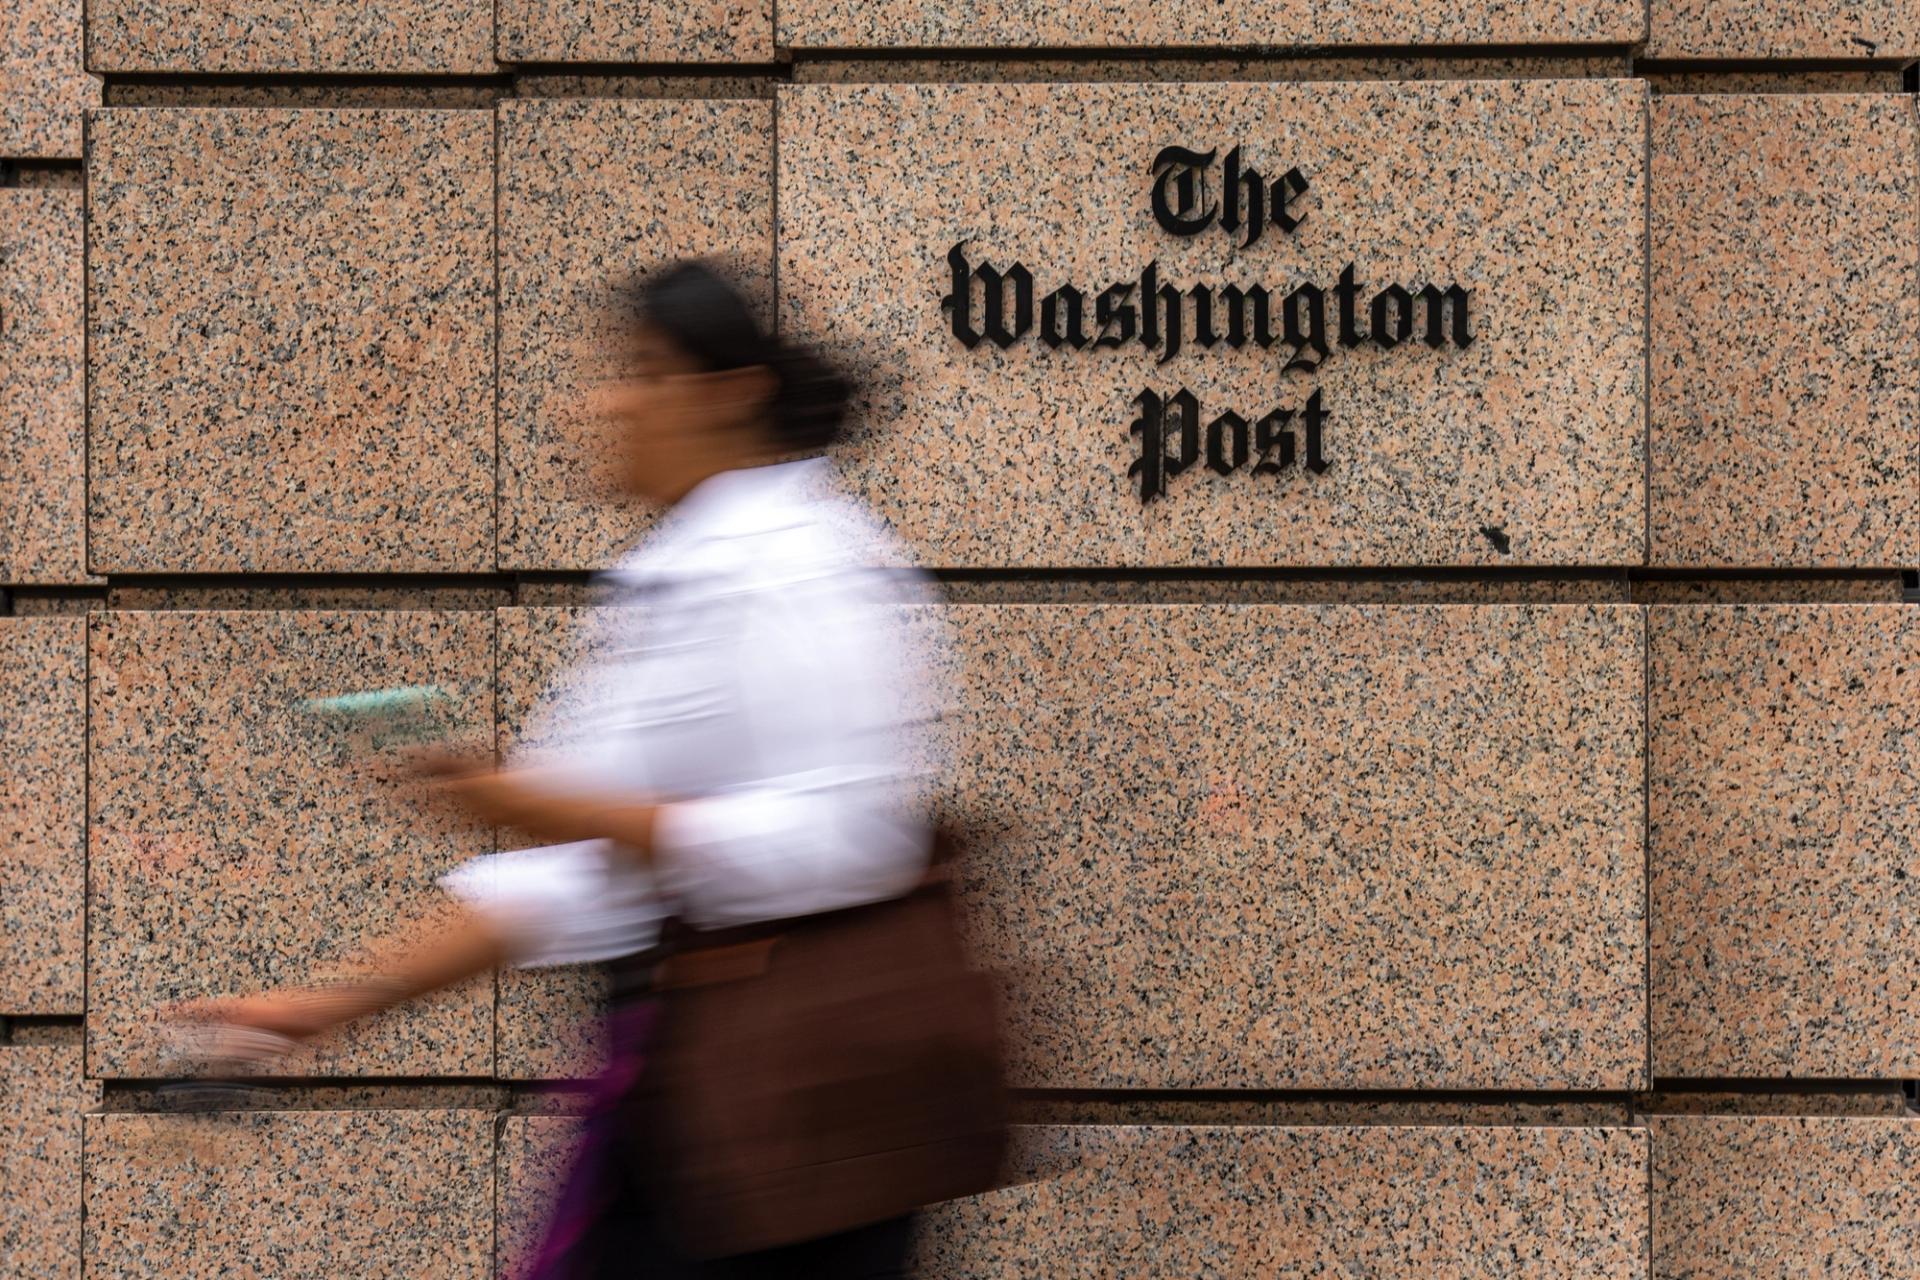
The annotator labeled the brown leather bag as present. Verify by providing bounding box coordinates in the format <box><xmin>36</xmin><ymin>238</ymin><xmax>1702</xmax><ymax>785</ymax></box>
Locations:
<box><xmin>632</xmin><ymin>842</ymin><xmax>1010</xmax><ymax>1259</ymax></box>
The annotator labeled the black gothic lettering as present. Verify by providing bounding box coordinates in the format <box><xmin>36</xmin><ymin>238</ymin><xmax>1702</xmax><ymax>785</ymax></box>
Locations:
<box><xmin>1188</xmin><ymin>285</ymin><xmax>1218</xmax><ymax>349</ymax></box>
<box><xmin>936</xmin><ymin>150</ymin><xmax>1472</xmax><ymax>502</ymax></box>
<box><xmin>1128</xmin><ymin>387</ymin><xmax>1202</xmax><ymax>502</ymax></box>
<box><xmin>1219</xmin><ymin>284</ymin><xmax>1273</xmax><ymax>349</ymax></box>
<box><xmin>940</xmin><ymin>241</ymin><xmax>982</xmax><ymax>349</ymax></box>
<box><xmin>1416</xmin><ymin>283</ymin><xmax>1473</xmax><ymax>349</ymax></box>
<box><xmin>980</xmin><ymin>262</ymin><xmax>1034</xmax><ymax>349</ymax></box>
<box><xmin>1207</xmin><ymin>410</ymin><xmax>1249</xmax><ymax>475</ymax></box>
<box><xmin>1094</xmin><ymin>284</ymin><xmax>1137</xmax><ymax>348</ymax></box>
<box><xmin>1301</xmin><ymin>388</ymin><xmax>1328</xmax><ymax>473</ymax></box>
<box><xmin>1272</xmin><ymin>166</ymin><xmax>1309</xmax><ymax>233</ymax></box>
<box><xmin>1041</xmin><ymin>284</ymin><xmax>1090</xmax><ymax>349</ymax></box>
<box><xmin>1335</xmin><ymin>263</ymin><xmax>1367</xmax><ymax>349</ymax></box>
<box><xmin>1370</xmin><ymin>284</ymin><xmax>1413</xmax><ymax>350</ymax></box>
<box><xmin>1282</xmin><ymin>283</ymin><xmax>1327</xmax><ymax>373</ymax></box>
<box><xmin>1218</xmin><ymin>147</ymin><xmax>1264</xmax><ymax>250</ymax></box>
<box><xmin>1254</xmin><ymin>409</ymin><xmax>1295</xmax><ymax>475</ymax></box>
<box><xmin>1150</xmin><ymin>146</ymin><xmax>1217</xmax><ymax>238</ymax></box>
<box><xmin>1140</xmin><ymin>262</ymin><xmax>1185</xmax><ymax>364</ymax></box>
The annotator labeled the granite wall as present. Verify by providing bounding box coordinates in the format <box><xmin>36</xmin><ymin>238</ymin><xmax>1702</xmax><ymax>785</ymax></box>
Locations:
<box><xmin>4</xmin><ymin>2</ymin><xmax>1920</xmax><ymax>1276</ymax></box>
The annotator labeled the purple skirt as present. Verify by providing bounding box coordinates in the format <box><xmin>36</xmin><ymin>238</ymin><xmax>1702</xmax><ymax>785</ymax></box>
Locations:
<box><xmin>524</xmin><ymin>997</ymin><xmax>662</xmax><ymax>1280</ymax></box>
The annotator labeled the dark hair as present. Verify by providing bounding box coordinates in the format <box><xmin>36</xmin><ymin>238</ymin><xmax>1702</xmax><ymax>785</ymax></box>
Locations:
<box><xmin>622</xmin><ymin>260</ymin><xmax>852</xmax><ymax>451</ymax></box>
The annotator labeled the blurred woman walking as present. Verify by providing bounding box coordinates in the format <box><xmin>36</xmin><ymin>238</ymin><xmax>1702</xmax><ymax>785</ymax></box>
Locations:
<box><xmin>180</xmin><ymin>261</ymin><xmax>1006</xmax><ymax>1279</ymax></box>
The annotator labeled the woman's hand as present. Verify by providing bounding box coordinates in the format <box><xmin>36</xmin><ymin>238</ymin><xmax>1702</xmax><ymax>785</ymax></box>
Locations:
<box><xmin>167</xmin><ymin>981</ymin><xmax>398</xmax><ymax>1043</ymax></box>
<box><xmin>161</xmin><ymin>987</ymin><xmax>365</xmax><ymax>1068</ymax></box>
<box><xmin>407</xmin><ymin>751</ymin><xmax>664</xmax><ymax>857</ymax></box>
<box><xmin>405</xmin><ymin>747</ymin><xmax>546</xmax><ymax>830</ymax></box>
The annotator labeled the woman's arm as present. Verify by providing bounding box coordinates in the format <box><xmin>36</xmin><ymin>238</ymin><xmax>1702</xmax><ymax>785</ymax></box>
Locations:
<box><xmin>422</xmin><ymin>760</ymin><xmax>664</xmax><ymax>866</ymax></box>
<box><xmin>181</xmin><ymin>902</ymin><xmax>512</xmax><ymax>1044</ymax></box>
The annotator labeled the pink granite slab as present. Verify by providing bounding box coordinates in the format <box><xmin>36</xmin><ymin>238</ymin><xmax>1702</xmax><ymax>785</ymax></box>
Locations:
<box><xmin>936</xmin><ymin>575</ymin><xmax>1630</xmax><ymax>604</ymax></box>
<box><xmin>497</xmin><ymin>1115</ymin><xmax>585</xmax><ymax>1279</ymax></box>
<box><xmin>940</xmin><ymin>604</ymin><xmax>1646</xmax><ymax>1090</ymax></box>
<box><xmin>0</xmin><ymin>0</ymin><xmax>98</xmax><ymax>158</ymax></box>
<box><xmin>86</xmin><ymin>0</ymin><xmax>494</xmax><ymax>72</ymax></box>
<box><xmin>498</xmin><ymin>0</ymin><xmax>772</xmax><ymax>63</ymax></box>
<box><xmin>790</xmin><ymin>56</ymin><xmax>1635</xmax><ymax>83</ymax></box>
<box><xmin>1650</xmin><ymin>604</ymin><xmax>1920</xmax><ymax>1078</ymax></box>
<box><xmin>1631</xmin><ymin>575</ymin><xmax>1907</xmax><ymax>603</ymax></box>
<box><xmin>492</xmin><ymin>607</ymin><xmax>628</xmax><ymax>1080</ymax></box>
<box><xmin>1646</xmin><ymin>0</ymin><xmax>1920</xmax><ymax>58</ymax></box>
<box><xmin>778</xmin><ymin>2</ymin><xmax>1644</xmax><ymax>50</ymax></box>
<box><xmin>105</xmin><ymin>585</ymin><xmax>511</xmax><ymax>611</ymax></box>
<box><xmin>778</xmin><ymin>80</ymin><xmax>1647</xmax><ymax>568</ymax></box>
<box><xmin>1646</xmin><ymin>70</ymin><xmax>1908</xmax><ymax>93</ymax></box>
<box><xmin>0</xmin><ymin>188</ymin><xmax>88</xmax><ymax>584</ymax></box>
<box><xmin>86</xmin><ymin>610</ymin><xmax>497</xmax><ymax>1078</ymax></box>
<box><xmin>0</xmin><ymin>1045</ymin><xmax>98</xmax><ymax>1280</ymax></box>
<box><xmin>1650</xmin><ymin>95</ymin><xmax>1920</xmax><ymax>568</ymax></box>
<box><xmin>0</xmin><ymin>617</ymin><xmax>85</xmax><ymax>1014</ymax></box>
<box><xmin>1651</xmin><ymin>1116</ymin><xmax>1920</xmax><ymax>1278</ymax></box>
<box><xmin>86</xmin><ymin>109</ymin><xmax>495</xmax><ymax>574</ymax></box>
<box><xmin>918</xmin><ymin>1125</ymin><xmax>1649</xmax><ymax>1278</ymax></box>
<box><xmin>1640</xmin><ymin>1089</ymin><xmax>1913</xmax><ymax>1118</ymax></box>
<box><xmin>498</xmin><ymin>98</ymin><xmax>774</xmax><ymax>571</ymax></box>
<box><xmin>511</xmin><ymin>74</ymin><xmax>777</xmax><ymax>99</ymax></box>
<box><xmin>494</xmin><ymin>602</ymin><xmax>1645</xmax><ymax>1088</ymax></box>
<box><xmin>105</xmin><ymin>83</ymin><xmax>503</xmax><ymax>107</ymax></box>
<box><xmin>85</xmin><ymin>1110</ymin><xmax>492</xmax><ymax>1279</ymax></box>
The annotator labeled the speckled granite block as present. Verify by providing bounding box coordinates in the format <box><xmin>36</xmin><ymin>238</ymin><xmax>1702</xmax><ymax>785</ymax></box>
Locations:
<box><xmin>791</xmin><ymin>55</ymin><xmax>1636</xmax><ymax>82</ymax></box>
<box><xmin>86</xmin><ymin>0</ymin><xmax>494</xmax><ymax>72</ymax></box>
<box><xmin>937</xmin><ymin>575</ymin><xmax>1630</xmax><ymax>605</ymax></box>
<box><xmin>6</xmin><ymin>589</ymin><xmax>103</xmax><ymax>615</ymax></box>
<box><xmin>498</xmin><ymin>0</ymin><xmax>772</xmax><ymax>65</ymax></box>
<box><xmin>497</xmin><ymin>1115</ymin><xmax>584</xmax><ymax>1280</ymax></box>
<box><xmin>0</xmin><ymin>1045</ymin><xmax>97</xmax><ymax>1280</ymax></box>
<box><xmin>919</xmin><ymin>1125</ymin><xmax>1649</xmax><ymax>1278</ymax></box>
<box><xmin>500</xmin><ymin>99</ymin><xmax>773</xmax><ymax>571</ymax></box>
<box><xmin>496</xmin><ymin>964</ymin><xmax>608</xmax><ymax>1081</ymax></box>
<box><xmin>0</xmin><ymin>618</ymin><xmax>84</xmax><ymax>1014</ymax></box>
<box><xmin>1631</xmin><ymin>575</ymin><xmax>1907</xmax><ymax>603</ymax></box>
<box><xmin>85</xmin><ymin>1110</ymin><xmax>492</xmax><ymax>1279</ymax></box>
<box><xmin>1639</xmin><ymin>1089</ymin><xmax>1913</xmax><ymax>1118</ymax></box>
<box><xmin>944</xmin><ymin>604</ymin><xmax>1645</xmax><ymax>1090</ymax></box>
<box><xmin>1265</xmin><ymin>1100</ymin><xmax>1635</xmax><ymax>1127</ymax></box>
<box><xmin>1651</xmin><ymin>605</ymin><xmax>1920</xmax><ymax>1078</ymax></box>
<box><xmin>513</xmin><ymin>578</ymin><xmax>613</xmax><ymax>607</ymax></box>
<box><xmin>780</xmin><ymin>4</ymin><xmax>1643</xmax><ymax>49</ymax></box>
<box><xmin>1646</xmin><ymin>70</ymin><xmax>1908</xmax><ymax>93</ymax></box>
<box><xmin>779</xmin><ymin>81</ymin><xmax>1647</xmax><ymax>568</ymax></box>
<box><xmin>1651</xmin><ymin>1116</ymin><xmax>1920</xmax><ymax>1279</ymax></box>
<box><xmin>87</xmin><ymin>110</ymin><xmax>495</xmax><ymax>574</ymax></box>
<box><xmin>0</xmin><ymin>189</ymin><xmax>87</xmax><ymax>584</ymax></box>
<box><xmin>493</xmin><ymin>607</ymin><xmax>628</xmax><ymax>1078</ymax></box>
<box><xmin>1646</xmin><ymin>0</ymin><xmax>1920</xmax><ymax>59</ymax></box>
<box><xmin>1014</xmin><ymin>1098</ymin><xmax>1632</xmax><ymax>1127</ymax></box>
<box><xmin>0</xmin><ymin>0</ymin><xmax>98</xmax><ymax>158</ymax></box>
<box><xmin>1651</xmin><ymin>96</ymin><xmax>1920</xmax><ymax>568</ymax></box>
<box><xmin>5</xmin><ymin>168</ymin><xmax>81</xmax><ymax>189</ymax></box>
<box><xmin>512</xmin><ymin>74</ymin><xmax>777</xmax><ymax>99</ymax></box>
<box><xmin>86</xmin><ymin>610</ymin><xmax>496</xmax><ymax>1078</ymax></box>
<box><xmin>104</xmin><ymin>83</ymin><xmax>503</xmax><ymax>107</ymax></box>
<box><xmin>106</xmin><ymin>585</ymin><xmax>512</xmax><ymax>611</ymax></box>
<box><xmin>100</xmin><ymin>1083</ymin><xmax>510</xmax><ymax>1112</ymax></box>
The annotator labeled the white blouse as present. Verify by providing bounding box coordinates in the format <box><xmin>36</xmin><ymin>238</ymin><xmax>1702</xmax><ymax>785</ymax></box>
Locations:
<box><xmin>439</xmin><ymin>458</ymin><xmax>948</xmax><ymax>968</ymax></box>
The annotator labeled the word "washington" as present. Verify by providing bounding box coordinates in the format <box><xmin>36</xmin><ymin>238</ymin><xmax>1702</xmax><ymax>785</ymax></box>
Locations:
<box><xmin>940</xmin><ymin>244</ymin><xmax>1474</xmax><ymax>372</ymax></box>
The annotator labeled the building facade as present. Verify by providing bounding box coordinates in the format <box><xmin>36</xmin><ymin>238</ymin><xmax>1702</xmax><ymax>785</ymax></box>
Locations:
<box><xmin>4</xmin><ymin>1</ymin><xmax>1920</xmax><ymax>1275</ymax></box>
